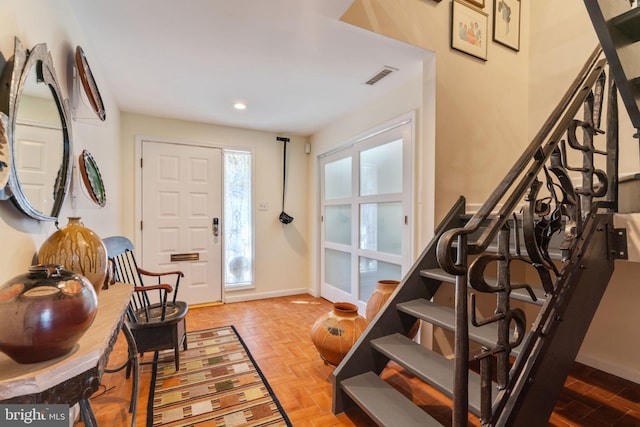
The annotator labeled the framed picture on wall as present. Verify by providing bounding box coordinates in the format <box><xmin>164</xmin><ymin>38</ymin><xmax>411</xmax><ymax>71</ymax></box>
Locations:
<box><xmin>451</xmin><ymin>0</ymin><xmax>488</xmax><ymax>60</ymax></box>
<box><xmin>493</xmin><ymin>0</ymin><xmax>521</xmax><ymax>51</ymax></box>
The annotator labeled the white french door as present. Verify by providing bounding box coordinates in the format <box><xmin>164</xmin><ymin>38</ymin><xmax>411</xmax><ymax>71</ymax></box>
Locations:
<box><xmin>320</xmin><ymin>117</ymin><xmax>413</xmax><ymax>312</ymax></box>
<box><xmin>141</xmin><ymin>140</ymin><xmax>223</xmax><ymax>305</ymax></box>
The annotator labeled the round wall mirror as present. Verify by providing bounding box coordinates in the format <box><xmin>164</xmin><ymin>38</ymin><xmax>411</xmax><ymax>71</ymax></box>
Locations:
<box><xmin>0</xmin><ymin>38</ymin><xmax>73</xmax><ymax>221</ymax></box>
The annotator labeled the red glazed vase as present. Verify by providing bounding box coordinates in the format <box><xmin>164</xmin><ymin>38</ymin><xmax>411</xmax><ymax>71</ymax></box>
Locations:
<box><xmin>310</xmin><ymin>302</ymin><xmax>368</xmax><ymax>366</ymax></box>
<box><xmin>0</xmin><ymin>264</ymin><xmax>98</xmax><ymax>363</ymax></box>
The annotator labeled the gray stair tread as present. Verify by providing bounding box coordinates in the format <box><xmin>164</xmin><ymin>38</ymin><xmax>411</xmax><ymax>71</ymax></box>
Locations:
<box><xmin>609</xmin><ymin>7</ymin><xmax>640</xmax><ymax>42</ymax></box>
<box><xmin>420</xmin><ymin>267</ymin><xmax>546</xmax><ymax>306</ymax></box>
<box><xmin>341</xmin><ymin>371</ymin><xmax>442</xmax><ymax>426</ymax></box>
<box><xmin>371</xmin><ymin>333</ymin><xmax>487</xmax><ymax>416</ymax></box>
<box><xmin>396</xmin><ymin>298</ymin><xmax>521</xmax><ymax>357</ymax></box>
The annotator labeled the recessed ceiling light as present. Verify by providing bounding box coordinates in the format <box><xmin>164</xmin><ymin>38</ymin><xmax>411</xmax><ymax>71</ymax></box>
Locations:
<box><xmin>233</xmin><ymin>102</ymin><xmax>247</xmax><ymax>110</ymax></box>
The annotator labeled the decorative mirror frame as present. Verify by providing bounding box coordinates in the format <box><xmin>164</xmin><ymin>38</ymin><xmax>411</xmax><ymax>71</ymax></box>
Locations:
<box><xmin>0</xmin><ymin>38</ymin><xmax>73</xmax><ymax>221</ymax></box>
<box><xmin>78</xmin><ymin>149</ymin><xmax>106</xmax><ymax>207</ymax></box>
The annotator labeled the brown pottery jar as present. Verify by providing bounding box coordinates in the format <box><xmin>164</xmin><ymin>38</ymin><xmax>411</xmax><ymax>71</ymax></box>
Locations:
<box><xmin>310</xmin><ymin>302</ymin><xmax>368</xmax><ymax>366</ymax></box>
<box><xmin>366</xmin><ymin>279</ymin><xmax>400</xmax><ymax>320</ymax></box>
<box><xmin>38</xmin><ymin>216</ymin><xmax>108</xmax><ymax>294</ymax></box>
<box><xmin>0</xmin><ymin>264</ymin><xmax>98</xmax><ymax>363</ymax></box>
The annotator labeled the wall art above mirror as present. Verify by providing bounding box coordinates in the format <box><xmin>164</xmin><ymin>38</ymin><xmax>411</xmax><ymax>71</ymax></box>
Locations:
<box><xmin>75</xmin><ymin>46</ymin><xmax>105</xmax><ymax>121</ymax></box>
<box><xmin>78</xmin><ymin>149</ymin><xmax>106</xmax><ymax>207</ymax></box>
<box><xmin>0</xmin><ymin>37</ymin><xmax>73</xmax><ymax>221</ymax></box>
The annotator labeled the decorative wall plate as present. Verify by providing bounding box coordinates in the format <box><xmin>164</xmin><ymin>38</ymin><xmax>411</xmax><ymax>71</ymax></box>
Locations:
<box><xmin>75</xmin><ymin>46</ymin><xmax>106</xmax><ymax>121</ymax></box>
<box><xmin>78</xmin><ymin>149</ymin><xmax>106</xmax><ymax>207</ymax></box>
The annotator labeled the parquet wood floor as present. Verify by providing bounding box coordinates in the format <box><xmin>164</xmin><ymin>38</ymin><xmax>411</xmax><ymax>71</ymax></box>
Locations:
<box><xmin>81</xmin><ymin>294</ymin><xmax>640</xmax><ymax>426</ymax></box>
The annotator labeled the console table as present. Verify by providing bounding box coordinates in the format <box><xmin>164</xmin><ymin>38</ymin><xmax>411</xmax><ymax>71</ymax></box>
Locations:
<box><xmin>0</xmin><ymin>283</ymin><xmax>135</xmax><ymax>426</ymax></box>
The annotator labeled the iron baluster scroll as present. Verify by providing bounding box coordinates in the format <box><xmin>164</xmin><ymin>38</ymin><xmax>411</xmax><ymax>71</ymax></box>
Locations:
<box><xmin>436</xmin><ymin>47</ymin><xmax>622</xmax><ymax>426</ymax></box>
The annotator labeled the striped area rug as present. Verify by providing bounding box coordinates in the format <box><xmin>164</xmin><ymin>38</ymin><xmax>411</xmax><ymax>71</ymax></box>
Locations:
<box><xmin>147</xmin><ymin>326</ymin><xmax>292</xmax><ymax>427</ymax></box>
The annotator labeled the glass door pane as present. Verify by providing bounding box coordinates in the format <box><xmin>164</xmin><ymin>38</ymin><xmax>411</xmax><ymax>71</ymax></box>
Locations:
<box><xmin>360</xmin><ymin>139</ymin><xmax>402</xmax><ymax>196</ymax></box>
<box><xmin>360</xmin><ymin>202</ymin><xmax>403</xmax><ymax>255</ymax></box>
<box><xmin>325</xmin><ymin>248</ymin><xmax>351</xmax><ymax>293</ymax></box>
<box><xmin>325</xmin><ymin>205</ymin><xmax>351</xmax><ymax>245</ymax></box>
<box><xmin>325</xmin><ymin>157</ymin><xmax>351</xmax><ymax>200</ymax></box>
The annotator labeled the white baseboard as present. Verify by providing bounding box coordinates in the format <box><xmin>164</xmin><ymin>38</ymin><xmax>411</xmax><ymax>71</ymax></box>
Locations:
<box><xmin>223</xmin><ymin>288</ymin><xmax>312</xmax><ymax>304</ymax></box>
<box><xmin>576</xmin><ymin>352</ymin><xmax>640</xmax><ymax>385</ymax></box>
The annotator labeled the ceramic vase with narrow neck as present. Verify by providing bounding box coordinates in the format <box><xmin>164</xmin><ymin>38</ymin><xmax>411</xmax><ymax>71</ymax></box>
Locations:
<box><xmin>310</xmin><ymin>302</ymin><xmax>368</xmax><ymax>366</ymax></box>
<box><xmin>37</xmin><ymin>217</ymin><xmax>108</xmax><ymax>294</ymax></box>
<box><xmin>0</xmin><ymin>264</ymin><xmax>98</xmax><ymax>363</ymax></box>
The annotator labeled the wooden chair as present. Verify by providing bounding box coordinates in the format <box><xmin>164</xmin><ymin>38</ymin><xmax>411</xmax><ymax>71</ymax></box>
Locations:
<box><xmin>103</xmin><ymin>236</ymin><xmax>188</xmax><ymax>371</ymax></box>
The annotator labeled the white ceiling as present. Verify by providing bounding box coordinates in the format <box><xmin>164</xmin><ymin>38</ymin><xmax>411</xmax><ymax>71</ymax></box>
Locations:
<box><xmin>68</xmin><ymin>0</ymin><xmax>430</xmax><ymax>136</ymax></box>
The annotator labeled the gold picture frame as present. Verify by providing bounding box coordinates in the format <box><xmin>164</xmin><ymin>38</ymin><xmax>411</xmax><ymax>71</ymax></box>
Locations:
<box><xmin>451</xmin><ymin>0</ymin><xmax>488</xmax><ymax>61</ymax></box>
<box><xmin>493</xmin><ymin>0</ymin><xmax>521</xmax><ymax>51</ymax></box>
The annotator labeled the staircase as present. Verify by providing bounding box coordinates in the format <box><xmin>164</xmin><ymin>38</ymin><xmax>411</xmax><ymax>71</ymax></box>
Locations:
<box><xmin>331</xmin><ymin>2</ymin><xmax>639</xmax><ymax>425</ymax></box>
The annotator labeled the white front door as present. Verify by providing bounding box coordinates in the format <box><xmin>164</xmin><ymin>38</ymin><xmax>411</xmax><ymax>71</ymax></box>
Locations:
<box><xmin>141</xmin><ymin>140</ymin><xmax>222</xmax><ymax>305</ymax></box>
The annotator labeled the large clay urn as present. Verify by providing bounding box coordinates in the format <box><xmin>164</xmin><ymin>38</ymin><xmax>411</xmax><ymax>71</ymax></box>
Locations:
<box><xmin>366</xmin><ymin>279</ymin><xmax>400</xmax><ymax>321</ymax></box>
<box><xmin>366</xmin><ymin>279</ymin><xmax>419</xmax><ymax>338</ymax></box>
<box><xmin>38</xmin><ymin>217</ymin><xmax>107</xmax><ymax>294</ymax></box>
<box><xmin>310</xmin><ymin>302</ymin><xmax>368</xmax><ymax>366</ymax></box>
<box><xmin>0</xmin><ymin>264</ymin><xmax>98</xmax><ymax>363</ymax></box>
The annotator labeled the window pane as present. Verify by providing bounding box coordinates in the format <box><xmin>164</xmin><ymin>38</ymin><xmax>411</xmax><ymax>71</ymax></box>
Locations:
<box><xmin>325</xmin><ymin>204</ymin><xmax>351</xmax><ymax>245</ymax></box>
<box><xmin>359</xmin><ymin>258</ymin><xmax>401</xmax><ymax>302</ymax></box>
<box><xmin>325</xmin><ymin>157</ymin><xmax>351</xmax><ymax>200</ymax></box>
<box><xmin>360</xmin><ymin>139</ymin><xmax>402</xmax><ymax>196</ymax></box>
<box><xmin>325</xmin><ymin>248</ymin><xmax>351</xmax><ymax>292</ymax></box>
<box><xmin>360</xmin><ymin>202</ymin><xmax>402</xmax><ymax>255</ymax></box>
<box><xmin>224</xmin><ymin>151</ymin><xmax>253</xmax><ymax>286</ymax></box>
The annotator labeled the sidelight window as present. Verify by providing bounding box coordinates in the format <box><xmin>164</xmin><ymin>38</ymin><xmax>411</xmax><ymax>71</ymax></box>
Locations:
<box><xmin>224</xmin><ymin>150</ymin><xmax>254</xmax><ymax>288</ymax></box>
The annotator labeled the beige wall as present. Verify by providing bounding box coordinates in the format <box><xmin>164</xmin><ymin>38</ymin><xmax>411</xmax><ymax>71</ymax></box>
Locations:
<box><xmin>120</xmin><ymin>113</ymin><xmax>310</xmax><ymax>302</ymax></box>
<box><xmin>529</xmin><ymin>0</ymin><xmax>638</xmax><ymax>173</ymax></box>
<box><xmin>0</xmin><ymin>0</ymin><xmax>122</xmax><ymax>280</ymax></box>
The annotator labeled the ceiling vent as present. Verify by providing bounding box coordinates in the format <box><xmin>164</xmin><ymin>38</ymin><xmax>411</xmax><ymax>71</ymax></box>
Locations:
<box><xmin>364</xmin><ymin>66</ymin><xmax>398</xmax><ymax>85</ymax></box>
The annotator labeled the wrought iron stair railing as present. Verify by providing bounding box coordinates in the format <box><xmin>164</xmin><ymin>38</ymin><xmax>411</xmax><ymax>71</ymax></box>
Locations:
<box><xmin>436</xmin><ymin>44</ymin><xmax>628</xmax><ymax>425</ymax></box>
